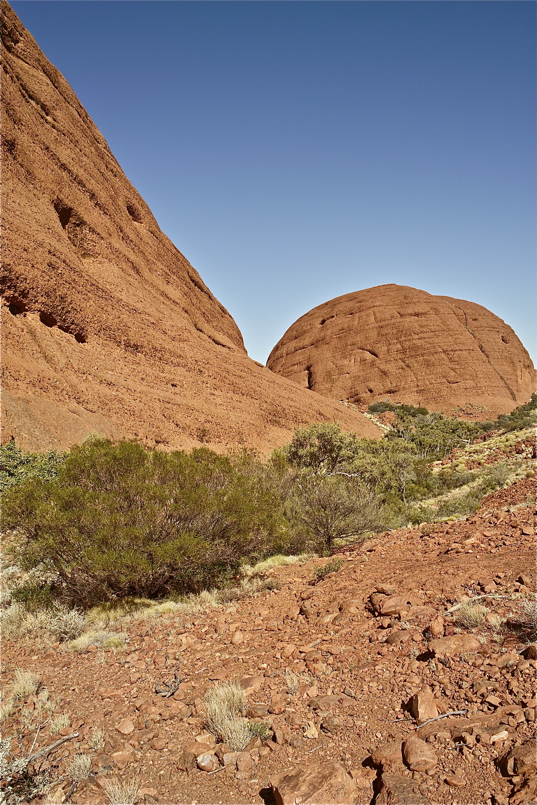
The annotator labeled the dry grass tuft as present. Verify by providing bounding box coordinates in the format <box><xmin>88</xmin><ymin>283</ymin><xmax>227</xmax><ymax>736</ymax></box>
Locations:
<box><xmin>65</xmin><ymin>629</ymin><xmax>127</xmax><ymax>652</ymax></box>
<box><xmin>101</xmin><ymin>775</ymin><xmax>140</xmax><ymax>805</ymax></box>
<box><xmin>454</xmin><ymin>603</ymin><xmax>488</xmax><ymax>628</ymax></box>
<box><xmin>284</xmin><ymin>668</ymin><xmax>300</xmax><ymax>695</ymax></box>
<box><xmin>11</xmin><ymin>669</ymin><xmax>40</xmax><ymax>701</ymax></box>
<box><xmin>205</xmin><ymin>681</ymin><xmax>252</xmax><ymax>750</ymax></box>
<box><xmin>49</xmin><ymin>714</ymin><xmax>70</xmax><ymax>735</ymax></box>
<box><xmin>88</xmin><ymin>727</ymin><xmax>105</xmax><ymax>750</ymax></box>
<box><xmin>67</xmin><ymin>754</ymin><xmax>92</xmax><ymax>782</ymax></box>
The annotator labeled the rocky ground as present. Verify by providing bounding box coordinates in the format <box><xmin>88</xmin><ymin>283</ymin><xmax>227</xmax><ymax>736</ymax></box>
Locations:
<box><xmin>1</xmin><ymin>472</ymin><xmax>535</xmax><ymax>805</ymax></box>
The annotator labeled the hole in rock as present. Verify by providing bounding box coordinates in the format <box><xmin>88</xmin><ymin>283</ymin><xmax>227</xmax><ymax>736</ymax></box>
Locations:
<box><xmin>53</xmin><ymin>199</ymin><xmax>73</xmax><ymax>230</ymax></box>
<box><xmin>39</xmin><ymin>312</ymin><xmax>57</xmax><ymax>328</ymax></box>
<box><xmin>75</xmin><ymin>332</ymin><xmax>87</xmax><ymax>344</ymax></box>
<box><xmin>8</xmin><ymin>301</ymin><xmax>25</xmax><ymax>316</ymax></box>
<box><xmin>126</xmin><ymin>202</ymin><xmax>143</xmax><ymax>223</ymax></box>
<box><xmin>501</xmin><ymin>335</ymin><xmax>509</xmax><ymax>344</ymax></box>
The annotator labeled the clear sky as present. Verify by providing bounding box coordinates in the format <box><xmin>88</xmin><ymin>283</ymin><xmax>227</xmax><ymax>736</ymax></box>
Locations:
<box><xmin>11</xmin><ymin>1</ymin><xmax>536</xmax><ymax>366</ymax></box>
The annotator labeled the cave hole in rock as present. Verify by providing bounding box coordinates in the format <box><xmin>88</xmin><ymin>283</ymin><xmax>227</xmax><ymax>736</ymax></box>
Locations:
<box><xmin>501</xmin><ymin>335</ymin><xmax>509</xmax><ymax>344</ymax></box>
<box><xmin>126</xmin><ymin>202</ymin><xmax>143</xmax><ymax>223</ymax></box>
<box><xmin>53</xmin><ymin>199</ymin><xmax>73</xmax><ymax>230</ymax></box>
<box><xmin>39</xmin><ymin>311</ymin><xmax>57</xmax><ymax>328</ymax></box>
<box><xmin>74</xmin><ymin>332</ymin><xmax>87</xmax><ymax>344</ymax></box>
<box><xmin>8</xmin><ymin>301</ymin><xmax>25</xmax><ymax>316</ymax></box>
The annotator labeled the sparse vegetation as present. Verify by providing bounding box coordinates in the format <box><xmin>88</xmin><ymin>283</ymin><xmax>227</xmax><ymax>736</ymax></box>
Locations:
<box><xmin>67</xmin><ymin>753</ymin><xmax>92</xmax><ymax>782</ymax></box>
<box><xmin>313</xmin><ymin>557</ymin><xmax>344</xmax><ymax>582</ymax></box>
<box><xmin>11</xmin><ymin>669</ymin><xmax>40</xmax><ymax>701</ymax></box>
<box><xmin>204</xmin><ymin>681</ymin><xmax>256</xmax><ymax>750</ymax></box>
<box><xmin>101</xmin><ymin>775</ymin><xmax>140</xmax><ymax>805</ymax></box>
<box><xmin>454</xmin><ymin>602</ymin><xmax>488</xmax><ymax>628</ymax></box>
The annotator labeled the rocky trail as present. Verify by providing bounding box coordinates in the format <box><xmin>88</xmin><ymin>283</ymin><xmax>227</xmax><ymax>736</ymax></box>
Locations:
<box><xmin>2</xmin><ymin>475</ymin><xmax>535</xmax><ymax>805</ymax></box>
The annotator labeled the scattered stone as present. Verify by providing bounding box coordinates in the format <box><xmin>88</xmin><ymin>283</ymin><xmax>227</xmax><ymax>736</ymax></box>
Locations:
<box><xmin>236</xmin><ymin>752</ymin><xmax>254</xmax><ymax>772</ymax></box>
<box><xmin>445</xmin><ymin>773</ymin><xmax>466</xmax><ymax>787</ymax></box>
<box><xmin>427</xmin><ymin>615</ymin><xmax>445</xmax><ymax>638</ymax></box>
<box><xmin>429</xmin><ymin>634</ymin><xmax>481</xmax><ymax>658</ymax></box>
<box><xmin>376</xmin><ymin>584</ymin><xmax>396</xmax><ymax>595</ymax></box>
<box><xmin>115</xmin><ymin>718</ymin><xmax>135</xmax><ymax>736</ymax></box>
<box><xmin>110</xmin><ymin>750</ymin><xmax>133</xmax><ymax>770</ymax></box>
<box><xmin>386</xmin><ymin>630</ymin><xmax>410</xmax><ymax>645</ymax></box>
<box><xmin>239</xmin><ymin>675</ymin><xmax>264</xmax><ymax>695</ymax></box>
<box><xmin>270</xmin><ymin>761</ymin><xmax>357</xmax><ymax>805</ymax></box>
<box><xmin>408</xmin><ymin>686</ymin><xmax>438</xmax><ymax>725</ymax></box>
<box><xmin>403</xmin><ymin>734</ymin><xmax>437</xmax><ymax>772</ymax></box>
<box><xmin>197</xmin><ymin>753</ymin><xmax>219</xmax><ymax>772</ymax></box>
<box><xmin>375</xmin><ymin>772</ymin><xmax>430</xmax><ymax>804</ymax></box>
<box><xmin>500</xmin><ymin>739</ymin><xmax>536</xmax><ymax>776</ymax></box>
<box><xmin>223</xmin><ymin>752</ymin><xmax>240</xmax><ymax>769</ymax></box>
<box><xmin>379</xmin><ymin>595</ymin><xmax>410</xmax><ymax>617</ymax></box>
<box><xmin>320</xmin><ymin>714</ymin><xmax>344</xmax><ymax>734</ymax></box>
<box><xmin>304</xmin><ymin>721</ymin><xmax>319</xmax><ymax>740</ymax></box>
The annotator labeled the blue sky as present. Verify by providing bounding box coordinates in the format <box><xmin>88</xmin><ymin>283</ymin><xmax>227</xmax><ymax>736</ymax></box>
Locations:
<box><xmin>11</xmin><ymin>1</ymin><xmax>536</xmax><ymax>366</ymax></box>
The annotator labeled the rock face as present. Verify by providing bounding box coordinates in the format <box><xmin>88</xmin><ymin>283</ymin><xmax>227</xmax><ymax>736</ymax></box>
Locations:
<box><xmin>267</xmin><ymin>284</ymin><xmax>536</xmax><ymax>418</ymax></box>
<box><xmin>0</xmin><ymin>2</ymin><xmax>381</xmax><ymax>452</ymax></box>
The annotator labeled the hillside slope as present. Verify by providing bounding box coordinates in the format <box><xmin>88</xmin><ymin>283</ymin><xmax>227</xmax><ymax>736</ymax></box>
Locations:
<box><xmin>0</xmin><ymin>1</ymin><xmax>381</xmax><ymax>452</ymax></box>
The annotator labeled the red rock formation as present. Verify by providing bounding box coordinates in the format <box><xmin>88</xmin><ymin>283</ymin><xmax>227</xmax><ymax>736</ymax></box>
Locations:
<box><xmin>267</xmin><ymin>285</ymin><xmax>535</xmax><ymax>418</ymax></box>
<box><xmin>0</xmin><ymin>1</ymin><xmax>381</xmax><ymax>452</ymax></box>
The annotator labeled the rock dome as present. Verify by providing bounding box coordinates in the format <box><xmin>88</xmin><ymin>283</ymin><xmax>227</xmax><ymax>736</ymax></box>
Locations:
<box><xmin>267</xmin><ymin>284</ymin><xmax>535</xmax><ymax>418</ymax></box>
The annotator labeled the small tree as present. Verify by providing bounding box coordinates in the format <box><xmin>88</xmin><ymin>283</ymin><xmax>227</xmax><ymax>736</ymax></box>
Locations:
<box><xmin>290</xmin><ymin>474</ymin><xmax>381</xmax><ymax>553</ymax></box>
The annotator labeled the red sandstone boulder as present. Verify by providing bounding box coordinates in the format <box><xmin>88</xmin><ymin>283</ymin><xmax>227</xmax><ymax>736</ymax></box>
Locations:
<box><xmin>267</xmin><ymin>285</ymin><xmax>536</xmax><ymax>418</ymax></box>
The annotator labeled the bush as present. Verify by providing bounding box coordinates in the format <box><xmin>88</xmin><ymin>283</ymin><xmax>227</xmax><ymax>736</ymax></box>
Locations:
<box><xmin>313</xmin><ymin>558</ymin><xmax>344</xmax><ymax>582</ymax></box>
<box><xmin>1</xmin><ymin>440</ymin><xmax>290</xmax><ymax>607</ymax></box>
<box><xmin>289</xmin><ymin>474</ymin><xmax>382</xmax><ymax>553</ymax></box>
<box><xmin>0</xmin><ymin>442</ymin><xmax>64</xmax><ymax>492</ymax></box>
<box><xmin>495</xmin><ymin>393</ymin><xmax>536</xmax><ymax>432</ymax></box>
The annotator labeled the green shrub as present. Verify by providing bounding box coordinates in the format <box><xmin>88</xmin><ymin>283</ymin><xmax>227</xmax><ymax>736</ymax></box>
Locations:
<box><xmin>288</xmin><ymin>474</ymin><xmax>382</xmax><ymax>553</ymax></box>
<box><xmin>494</xmin><ymin>393</ymin><xmax>536</xmax><ymax>432</ymax></box>
<box><xmin>313</xmin><ymin>558</ymin><xmax>344</xmax><ymax>582</ymax></box>
<box><xmin>1</xmin><ymin>440</ymin><xmax>289</xmax><ymax>607</ymax></box>
<box><xmin>0</xmin><ymin>442</ymin><xmax>64</xmax><ymax>492</ymax></box>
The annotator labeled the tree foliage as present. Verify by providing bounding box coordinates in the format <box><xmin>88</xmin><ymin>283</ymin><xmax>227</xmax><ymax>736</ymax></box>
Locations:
<box><xmin>1</xmin><ymin>440</ymin><xmax>289</xmax><ymax>607</ymax></box>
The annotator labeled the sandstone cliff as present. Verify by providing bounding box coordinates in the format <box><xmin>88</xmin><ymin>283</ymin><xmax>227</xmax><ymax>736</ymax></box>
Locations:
<box><xmin>0</xmin><ymin>2</ymin><xmax>381</xmax><ymax>451</ymax></box>
<box><xmin>267</xmin><ymin>284</ymin><xmax>535</xmax><ymax>418</ymax></box>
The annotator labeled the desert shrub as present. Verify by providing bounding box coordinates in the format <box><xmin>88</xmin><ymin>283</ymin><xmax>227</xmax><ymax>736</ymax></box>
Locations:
<box><xmin>368</xmin><ymin>401</ymin><xmax>429</xmax><ymax>417</ymax></box>
<box><xmin>0</xmin><ymin>442</ymin><xmax>64</xmax><ymax>491</ymax></box>
<box><xmin>288</xmin><ymin>473</ymin><xmax>382</xmax><ymax>553</ymax></box>
<box><xmin>494</xmin><ymin>393</ymin><xmax>536</xmax><ymax>432</ymax></box>
<box><xmin>387</xmin><ymin>411</ymin><xmax>482</xmax><ymax>460</ymax></box>
<box><xmin>436</xmin><ymin>489</ymin><xmax>482</xmax><ymax>518</ymax></box>
<box><xmin>101</xmin><ymin>776</ymin><xmax>140</xmax><ymax>805</ymax></box>
<box><xmin>283</xmin><ymin>423</ymin><xmax>358</xmax><ymax>475</ymax></box>
<box><xmin>11</xmin><ymin>670</ymin><xmax>40</xmax><ymax>701</ymax></box>
<box><xmin>313</xmin><ymin>558</ymin><xmax>344</xmax><ymax>582</ymax></box>
<box><xmin>1</xmin><ymin>439</ymin><xmax>290</xmax><ymax>607</ymax></box>
<box><xmin>67</xmin><ymin>754</ymin><xmax>92</xmax><ymax>782</ymax></box>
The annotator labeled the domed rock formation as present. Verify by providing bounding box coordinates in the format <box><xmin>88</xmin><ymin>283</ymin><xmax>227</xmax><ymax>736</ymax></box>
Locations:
<box><xmin>0</xmin><ymin>1</ymin><xmax>381</xmax><ymax>452</ymax></box>
<box><xmin>267</xmin><ymin>285</ymin><xmax>536</xmax><ymax>418</ymax></box>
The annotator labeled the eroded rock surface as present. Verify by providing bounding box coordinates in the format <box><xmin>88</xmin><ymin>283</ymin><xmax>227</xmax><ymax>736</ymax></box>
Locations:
<box><xmin>0</xmin><ymin>1</ymin><xmax>381</xmax><ymax>452</ymax></box>
<box><xmin>267</xmin><ymin>285</ymin><xmax>536</xmax><ymax>418</ymax></box>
